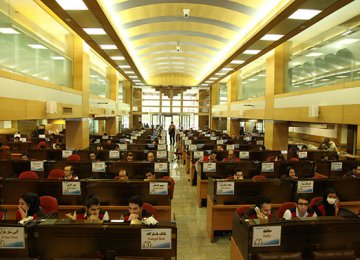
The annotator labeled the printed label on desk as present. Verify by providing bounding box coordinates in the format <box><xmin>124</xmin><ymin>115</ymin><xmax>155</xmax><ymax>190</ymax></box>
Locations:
<box><xmin>158</xmin><ymin>144</ymin><xmax>166</xmax><ymax>151</ymax></box>
<box><xmin>155</xmin><ymin>162</ymin><xmax>168</xmax><ymax>172</ymax></box>
<box><xmin>20</xmin><ymin>138</ymin><xmax>27</xmax><ymax>143</ymax></box>
<box><xmin>62</xmin><ymin>181</ymin><xmax>81</xmax><ymax>195</ymax></box>
<box><xmin>109</xmin><ymin>150</ymin><xmax>120</xmax><ymax>159</ymax></box>
<box><xmin>131</xmin><ymin>136</ymin><xmax>137</xmax><ymax>140</ymax></box>
<box><xmin>157</xmin><ymin>150</ymin><xmax>167</xmax><ymax>159</ymax></box>
<box><xmin>62</xmin><ymin>150</ymin><xmax>73</xmax><ymax>158</ymax></box>
<box><xmin>92</xmin><ymin>162</ymin><xmax>106</xmax><ymax>172</ymax></box>
<box><xmin>125</xmin><ymin>138</ymin><xmax>133</xmax><ymax>143</ymax></box>
<box><xmin>183</xmin><ymin>136</ymin><xmax>188</xmax><ymax>141</ymax></box>
<box><xmin>203</xmin><ymin>162</ymin><xmax>216</xmax><ymax>172</ymax></box>
<box><xmin>189</xmin><ymin>144</ymin><xmax>197</xmax><ymax>151</ymax></box>
<box><xmin>0</xmin><ymin>227</ymin><xmax>25</xmax><ymax>249</ymax></box>
<box><xmin>216</xmin><ymin>182</ymin><xmax>234</xmax><ymax>195</ymax></box>
<box><xmin>331</xmin><ymin>162</ymin><xmax>343</xmax><ymax>172</ymax></box>
<box><xmin>102</xmin><ymin>135</ymin><xmax>109</xmax><ymax>140</ymax></box>
<box><xmin>261</xmin><ymin>162</ymin><xmax>274</xmax><ymax>172</ymax></box>
<box><xmin>141</xmin><ymin>228</ymin><xmax>172</xmax><ymax>250</ymax></box>
<box><xmin>210</xmin><ymin>136</ymin><xmax>217</xmax><ymax>141</ymax></box>
<box><xmin>297</xmin><ymin>180</ymin><xmax>314</xmax><ymax>193</ymax></box>
<box><xmin>39</xmin><ymin>134</ymin><xmax>46</xmax><ymax>138</ymax></box>
<box><xmin>30</xmin><ymin>161</ymin><xmax>44</xmax><ymax>171</ymax></box>
<box><xmin>239</xmin><ymin>151</ymin><xmax>250</xmax><ymax>159</ymax></box>
<box><xmin>119</xmin><ymin>144</ymin><xmax>127</xmax><ymax>150</ymax></box>
<box><xmin>216</xmin><ymin>139</ymin><xmax>224</xmax><ymax>145</ymax></box>
<box><xmin>226</xmin><ymin>144</ymin><xmax>235</xmax><ymax>151</ymax></box>
<box><xmin>256</xmin><ymin>140</ymin><xmax>264</xmax><ymax>145</ymax></box>
<box><xmin>158</xmin><ymin>139</ymin><xmax>165</xmax><ymax>145</ymax></box>
<box><xmin>298</xmin><ymin>151</ymin><xmax>307</xmax><ymax>159</ymax></box>
<box><xmin>149</xmin><ymin>182</ymin><xmax>168</xmax><ymax>195</ymax></box>
<box><xmin>185</xmin><ymin>140</ymin><xmax>191</xmax><ymax>146</ymax></box>
<box><xmin>252</xmin><ymin>226</ymin><xmax>281</xmax><ymax>247</ymax></box>
<box><xmin>205</xmin><ymin>134</ymin><xmax>210</xmax><ymax>137</ymax></box>
<box><xmin>194</xmin><ymin>151</ymin><xmax>204</xmax><ymax>159</ymax></box>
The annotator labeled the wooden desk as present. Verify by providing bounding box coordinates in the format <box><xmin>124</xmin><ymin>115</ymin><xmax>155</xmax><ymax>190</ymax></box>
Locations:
<box><xmin>230</xmin><ymin>213</ymin><xmax>360</xmax><ymax>260</ymax></box>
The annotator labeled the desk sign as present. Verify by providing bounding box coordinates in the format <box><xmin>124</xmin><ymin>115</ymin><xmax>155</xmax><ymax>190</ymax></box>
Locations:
<box><xmin>14</xmin><ymin>134</ymin><xmax>21</xmax><ymax>138</ymax></box>
<box><xmin>157</xmin><ymin>150</ymin><xmax>167</xmax><ymax>159</ymax></box>
<box><xmin>194</xmin><ymin>151</ymin><xmax>204</xmax><ymax>159</ymax></box>
<box><xmin>158</xmin><ymin>139</ymin><xmax>165</xmax><ymax>145</ymax></box>
<box><xmin>205</xmin><ymin>134</ymin><xmax>211</xmax><ymax>137</ymax></box>
<box><xmin>261</xmin><ymin>162</ymin><xmax>274</xmax><ymax>173</ymax></box>
<box><xmin>39</xmin><ymin>134</ymin><xmax>46</xmax><ymax>138</ymax></box>
<box><xmin>62</xmin><ymin>150</ymin><xmax>73</xmax><ymax>158</ymax></box>
<box><xmin>239</xmin><ymin>151</ymin><xmax>250</xmax><ymax>159</ymax></box>
<box><xmin>210</xmin><ymin>136</ymin><xmax>217</xmax><ymax>141</ymax></box>
<box><xmin>109</xmin><ymin>150</ymin><xmax>120</xmax><ymax>159</ymax></box>
<box><xmin>158</xmin><ymin>144</ymin><xmax>166</xmax><ymax>151</ymax></box>
<box><xmin>155</xmin><ymin>162</ymin><xmax>168</xmax><ymax>172</ymax></box>
<box><xmin>331</xmin><ymin>162</ymin><xmax>343</xmax><ymax>172</ymax></box>
<box><xmin>0</xmin><ymin>227</ymin><xmax>25</xmax><ymax>249</ymax></box>
<box><xmin>141</xmin><ymin>228</ymin><xmax>172</xmax><ymax>250</ymax></box>
<box><xmin>297</xmin><ymin>180</ymin><xmax>314</xmax><ymax>193</ymax></box>
<box><xmin>216</xmin><ymin>182</ymin><xmax>235</xmax><ymax>195</ymax></box>
<box><xmin>185</xmin><ymin>140</ymin><xmax>192</xmax><ymax>146</ymax></box>
<box><xmin>189</xmin><ymin>144</ymin><xmax>197</xmax><ymax>151</ymax></box>
<box><xmin>119</xmin><ymin>144</ymin><xmax>127</xmax><ymax>150</ymax></box>
<box><xmin>62</xmin><ymin>181</ymin><xmax>81</xmax><ymax>195</ymax></box>
<box><xmin>30</xmin><ymin>161</ymin><xmax>44</xmax><ymax>171</ymax></box>
<box><xmin>131</xmin><ymin>136</ymin><xmax>137</xmax><ymax>140</ymax></box>
<box><xmin>298</xmin><ymin>151</ymin><xmax>307</xmax><ymax>159</ymax></box>
<box><xmin>92</xmin><ymin>162</ymin><xmax>106</xmax><ymax>172</ymax></box>
<box><xmin>216</xmin><ymin>139</ymin><xmax>224</xmax><ymax>145</ymax></box>
<box><xmin>226</xmin><ymin>144</ymin><xmax>235</xmax><ymax>151</ymax></box>
<box><xmin>252</xmin><ymin>226</ymin><xmax>281</xmax><ymax>247</ymax></box>
<box><xmin>183</xmin><ymin>136</ymin><xmax>188</xmax><ymax>140</ymax></box>
<box><xmin>256</xmin><ymin>140</ymin><xmax>264</xmax><ymax>145</ymax></box>
<box><xmin>149</xmin><ymin>182</ymin><xmax>168</xmax><ymax>195</ymax></box>
<box><xmin>102</xmin><ymin>135</ymin><xmax>109</xmax><ymax>140</ymax></box>
<box><xmin>203</xmin><ymin>162</ymin><xmax>216</xmax><ymax>172</ymax></box>
<box><xmin>20</xmin><ymin>137</ymin><xmax>27</xmax><ymax>142</ymax></box>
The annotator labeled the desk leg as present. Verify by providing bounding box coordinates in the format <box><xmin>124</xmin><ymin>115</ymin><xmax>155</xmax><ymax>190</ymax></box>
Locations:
<box><xmin>207</xmin><ymin>196</ymin><xmax>215</xmax><ymax>242</ymax></box>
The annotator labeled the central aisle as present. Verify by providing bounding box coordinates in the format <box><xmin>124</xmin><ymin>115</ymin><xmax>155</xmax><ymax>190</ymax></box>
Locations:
<box><xmin>169</xmin><ymin>147</ymin><xmax>230</xmax><ymax>260</ymax></box>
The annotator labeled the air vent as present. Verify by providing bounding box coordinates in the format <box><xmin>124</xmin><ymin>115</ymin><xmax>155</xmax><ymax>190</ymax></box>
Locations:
<box><xmin>62</xmin><ymin>107</ymin><xmax>72</xmax><ymax>114</ymax></box>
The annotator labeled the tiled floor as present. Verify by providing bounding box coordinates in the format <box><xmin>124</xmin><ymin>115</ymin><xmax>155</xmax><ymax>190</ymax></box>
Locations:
<box><xmin>169</xmin><ymin>148</ymin><xmax>230</xmax><ymax>260</ymax></box>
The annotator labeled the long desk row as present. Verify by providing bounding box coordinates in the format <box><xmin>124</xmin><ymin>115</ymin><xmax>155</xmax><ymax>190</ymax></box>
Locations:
<box><xmin>0</xmin><ymin>219</ymin><xmax>177</xmax><ymax>259</ymax></box>
<box><xmin>0</xmin><ymin>179</ymin><xmax>172</xmax><ymax>221</ymax></box>
<box><xmin>206</xmin><ymin>178</ymin><xmax>360</xmax><ymax>242</ymax></box>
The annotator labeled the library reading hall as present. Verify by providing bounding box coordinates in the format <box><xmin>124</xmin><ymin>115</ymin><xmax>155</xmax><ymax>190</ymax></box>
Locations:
<box><xmin>1</xmin><ymin>0</ymin><xmax>360</xmax><ymax>259</ymax></box>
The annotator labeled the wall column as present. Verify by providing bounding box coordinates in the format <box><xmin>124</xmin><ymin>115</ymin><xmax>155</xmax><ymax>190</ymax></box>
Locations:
<box><xmin>123</xmin><ymin>80</ymin><xmax>132</xmax><ymax>128</ymax></box>
<box><xmin>210</xmin><ymin>83</ymin><xmax>220</xmax><ymax>129</ymax></box>
<box><xmin>65</xmin><ymin>119</ymin><xmax>90</xmax><ymax>150</ymax></box>
<box><xmin>105</xmin><ymin>117</ymin><xmax>117</xmax><ymax>135</ymax></box>
<box><xmin>227</xmin><ymin>72</ymin><xmax>239</xmax><ymax>135</ymax></box>
<box><xmin>264</xmin><ymin>120</ymin><xmax>289</xmax><ymax>151</ymax></box>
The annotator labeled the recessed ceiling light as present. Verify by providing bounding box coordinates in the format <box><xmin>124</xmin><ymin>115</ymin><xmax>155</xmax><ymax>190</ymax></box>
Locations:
<box><xmin>221</xmin><ymin>68</ymin><xmax>233</xmax><ymax>71</ymax></box>
<box><xmin>119</xmin><ymin>65</ymin><xmax>131</xmax><ymax>69</ymax></box>
<box><xmin>133</xmin><ymin>80</ymin><xmax>141</xmax><ymax>82</ymax></box>
<box><xmin>248</xmin><ymin>78</ymin><xmax>258</xmax><ymax>81</ymax></box>
<box><xmin>210</xmin><ymin>77</ymin><xmax>217</xmax><ymax>80</ymax></box>
<box><xmin>0</xmin><ymin>28</ymin><xmax>20</xmax><ymax>34</ymax></box>
<box><xmin>215</xmin><ymin>72</ymin><xmax>226</xmax><ymax>76</ymax></box>
<box><xmin>289</xmin><ymin>9</ymin><xmax>321</xmax><ymax>20</ymax></box>
<box><xmin>243</xmin><ymin>50</ymin><xmax>260</xmax><ymax>55</ymax></box>
<box><xmin>129</xmin><ymin>76</ymin><xmax>137</xmax><ymax>79</ymax></box>
<box><xmin>201</xmin><ymin>84</ymin><xmax>208</xmax><ymax>86</ymax></box>
<box><xmin>261</xmin><ymin>34</ymin><xmax>284</xmax><ymax>41</ymax></box>
<box><xmin>83</xmin><ymin>28</ymin><xmax>106</xmax><ymax>35</ymax></box>
<box><xmin>205</xmin><ymin>81</ymin><xmax>213</xmax><ymax>83</ymax></box>
<box><xmin>28</xmin><ymin>44</ymin><xmax>47</xmax><ymax>49</ymax></box>
<box><xmin>125</xmin><ymin>71</ymin><xmax>135</xmax><ymax>74</ymax></box>
<box><xmin>55</xmin><ymin>0</ymin><xmax>87</xmax><ymax>10</ymax></box>
<box><xmin>51</xmin><ymin>56</ymin><xmax>65</xmax><ymax>60</ymax></box>
<box><xmin>305</xmin><ymin>52</ymin><xmax>323</xmax><ymax>57</ymax></box>
<box><xmin>111</xmin><ymin>56</ymin><xmax>125</xmax><ymax>60</ymax></box>
<box><xmin>337</xmin><ymin>38</ymin><xmax>359</xmax><ymax>45</ymax></box>
<box><xmin>100</xmin><ymin>44</ymin><xmax>117</xmax><ymax>50</ymax></box>
<box><xmin>231</xmin><ymin>60</ymin><xmax>244</xmax><ymax>64</ymax></box>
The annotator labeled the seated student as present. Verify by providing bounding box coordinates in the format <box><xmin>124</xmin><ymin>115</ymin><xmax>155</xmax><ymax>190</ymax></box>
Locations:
<box><xmin>229</xmin><ymin>168</ymin><xmax>244</xmax><ymax>180</ymax></box>
<box><xmin>343</xmin><ymin>164</ymin><xmax>360</xmax><ymax>178</ymax></box>
<box><xmin>243</xmin><ymin>196</ymin><xmax>273</xmax><ymax>220</ymax></box>
<box><xmin>67</xmin><ymin>194</ymin><xmax>109</xmax><ymax>221</ymax></box>
<box><xmin>125</xmin><ymin>152</ymin><xmax>134</xmax><ymax>162</ymax></box>
<box><xmin>146</xmin><ymin>152</ymin><xmax>155</xmax><ymax>162</ymax></box>
<box><xmin>223</xmin><ymin>149</ymin><xmax>240</xmax><ymax>162</ymax></box>
<box><xmin>203</xmin><ymin>150</ymin><xmax>218</xmax><ymax>162</ymax></box>
<box><xmin>114</xmin><ymin>145</ymin><xmax>120</xmax><ymax>151</ymax></box>
<box><xmin>275</xmin><ymin>154</ymin><xmax>286</xmax><ymax>161</ymax></box>
<box><xmin>144</xmin><ymin>169</ymin><xmax>156</xmax><ymax>180</ymax></box>
<box><xmin>283</xmin><ymin>194</ymin><xmax>317</xmax><ymax>220</ymax></box>
<box><xmin>312</xmin><ymin>188</ymin><xmax>341</xmax><ymax>216</ymax></box>
<box><xmin>281</xmin><ymin>166</ymin><xmax>298</xmax><ymax>180</ymax></box>
<box><xmin>216</xmin><ymin>145</ymin><xmax>224</xmax><ymax>151</ymax></box>
<box><xmin>14</xmin><ymin>136</ymin><xmax>20</xmax><ymax>142</ymax></box>
<box><xmin>89</xmin><ymin>152</ymin><xmax>97</xmax><ymax>162</ymax></box>
<box><xmin>16</xmin><ymin>192</ymin><xmax>45</xmax><ymax>221</ymax></box>
<box><xmin>114</xmin><ymin>169</ymin><xmax>128</xmax><ymax>181</ymax></box>
<box><xmin>301</xmin><ymin>145</ymin><xmax>308</xmax><ymax>152</ymax></box>
<box><xmin>319</xmin><ymin>138</ymin><xmax>338</xmax><ymax>152</ymax></box>
<box><xmin>123</xmin><ymin>195</ymin><xmax>153</xmax><ymax>221</ymax></box>
<box><xmin>20</xmin><ymin>153</ymin><xmax>29</xmax><ymax>160</ymax></box>
<box><xmin>64</xmin><ymin>165</ymin><xmax>79</xmax><ymax>180</ymax></box>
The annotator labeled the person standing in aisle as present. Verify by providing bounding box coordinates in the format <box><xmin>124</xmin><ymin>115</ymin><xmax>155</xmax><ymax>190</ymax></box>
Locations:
<box><xmin>168</xmin><ymin>121</ymin><xmax>176</xmax><ymax>146</ymax></box>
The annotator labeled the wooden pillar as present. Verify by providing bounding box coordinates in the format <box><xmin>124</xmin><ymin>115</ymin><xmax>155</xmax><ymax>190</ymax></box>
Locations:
<box><xmin>65</xmin><ymin>119</ymin><xmax>90</xmax><ymax>150</ymax></box>
<box><xmin>356</xmin><ymin>125</ymin><xmax>360</xmax><ymax>156</ymax></box>
<box><xmin>108</xmin><ymin>67</ymin><xmax>118</xmax><ymax>101</ymax></box>
<box><xmin>105</xmin><ymin>117</ymin><xmax>117</xmax><ymax>135</ymax></box>
<box><xmin>264</xmin><ymin>120</ymin><xmax>289</xmax><ymax>151</ymax></box>
<box><xmin>123</xmin><ymin>80</ymin><xmax>132</xmax><ymax>128</ymax></box>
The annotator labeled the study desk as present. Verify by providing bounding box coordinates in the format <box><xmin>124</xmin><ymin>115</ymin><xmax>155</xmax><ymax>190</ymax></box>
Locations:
<box><xmin>230</xmin><ymin>213</ymin><xmax>360</xmax><ymax>260</ymax></box>
<box><xmin>0</xmin><ymin>220</ymin><xmax>177</xmax><ymax>259</ymax></box>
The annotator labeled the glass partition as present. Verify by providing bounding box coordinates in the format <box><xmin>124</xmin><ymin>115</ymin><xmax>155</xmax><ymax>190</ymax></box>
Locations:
<box><xmin>89</xmin><ymin>68</ymin><xmax>109</xmax><ymax>98</ymax></box>
<box><xmin>219</xmin><ymin>82</ymin><xmax>227</xmax><ymax>104</ymax></box>
<box><xmin>240</xmin><ymin>69</ymin><xmax>266</xmax><ymax>99</ymax></box>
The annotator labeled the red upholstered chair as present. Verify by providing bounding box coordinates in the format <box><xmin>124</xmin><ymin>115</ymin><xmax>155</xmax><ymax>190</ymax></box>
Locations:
<box><xmin>235</xmin><ymin>206</ymin><xmax>251</xmax><ymax>217</ymax></box>
<box><xmin>162</xmin><ymin>176</ymin><xmax>175</xmax><ymax>200</ymax></box>
<box><xmin>19</xmin><ymin>171</ymin><xmax>39</xmax><ymax>179</ymax></box>
<box><xmin>252</xmin><ymin>175</ymin><xmax>266</xmax><ymax>181</ymax></box>
<box><xmin>309</xmin><ymin>197</ymin><xmax>322</xmax><ymax>209</ymax></box>
<box><xmin>142</xmin><ymin>203</ymin><xmax>158</xmax><ymax>220</ymax></box>
<box><xmin>290</xmin><ymin>157</ymin><xmax>300</xmax><ymax>161</ymax></box>
<box><xmin>313</xmin><ymin>172</ymin><xmax>328</xmax><ymax>179</ymax></box>
<box><xmin>226</xmin><ymin>176</ymin><xmax>234</xmax><ymax>180</ymax></box>
<box><xmin>67</xmin><ymin>154</ymin><xmax>81</xmax><ymax>161</ymax></box>
<box><xmin>40</xmin><ymin>196</ymin><xmax>58</xmax><ymax>217</ymax></box>
<box><xmin>36</xmin><ymin>141</ymin><xmax>47</xmax><ymax>150</ymax></box>
<box><xmin>47</xmin><ymin>169</ymin><xmax>64</xmax><ymax>179</ymax></box>
<box><xmin>277</xmin><ymin>202</ymin><xmax>296</xmax><ymax>218</ymax></box>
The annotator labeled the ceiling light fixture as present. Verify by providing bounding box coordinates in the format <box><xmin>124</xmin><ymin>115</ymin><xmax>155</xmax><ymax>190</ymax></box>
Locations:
<box><xmin>0</xmin><ymin>28</ymin><xmax>20</xmax><ymax>34</ymax></box>
<box><xmin>111</xmin><ymin>56</ymin><xmax>125</xmax><ymax>60</ymax></box>
<box><xmin>55</xmin><ymin>0</ymin><xmax>87</xmax><ymax>10</ymax></box>
<box><xmin>119</xmin><ymin>65</ymin><xmax>131</xmax><ymax>69</ymax></box>
<box><xmin>243</xmin><ymin>50</ymin><xmax>260</xmax><ymax>55</ymax></box>
<box><xmin>83</xmin><ymin>28</ymin><xmax>106</xmax><ymax>35</ymax></box>
<box><xmin>261</xmin><ymin>34</ymin><xmax>284</xmax><ymax>41</ymax></box>
<box><xmin>231</xmin><ymin>60</ymin><xmax>245</xmax><ymax>64</ymax></box>
<box><xmin>288</xmin><ymin>9</ymin><xmax>321</xmax><ymax>20</ymax></box>
<box><xmin>28</xmin><ymin>44</ymin><xmax>47</xmax><ymax>49</ymax></box>
<box><xmin>221</xmin><ymin>68</ymin><xmax>233</xmax><ymax>71</ymax></box>
<box><xmin>305</xmin><ymin>52</ymin><xmax>323</xmax><ymax>57</ymax></box>
<box><xmin>51</xmin><ymin>56</ymin><xmax>65</xmax><ymax>60</ymax></box>
<box><xmin>100</xmin><ymin>44</ymin><xmax>117</xmax><ymax>50</ymax></box>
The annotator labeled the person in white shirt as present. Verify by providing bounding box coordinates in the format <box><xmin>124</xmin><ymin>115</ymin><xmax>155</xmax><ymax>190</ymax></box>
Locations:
<box><xmin>283</xmin><ymin>194</ymin><xmax>317</xmax><ymax>220</ymax></box>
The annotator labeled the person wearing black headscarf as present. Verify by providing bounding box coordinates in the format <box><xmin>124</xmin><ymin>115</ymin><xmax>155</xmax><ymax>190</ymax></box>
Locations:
<box><xmin>16</xmin><ymin>192</ymin><xmax>45</xmax><ymax>221</ymax></box>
